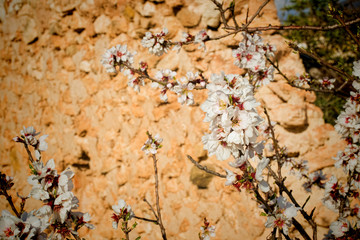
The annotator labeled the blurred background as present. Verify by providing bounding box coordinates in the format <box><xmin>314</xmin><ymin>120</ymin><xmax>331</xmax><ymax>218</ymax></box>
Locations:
<box><xmin>0</xmin><ymin>0</ymin><xmax>356</xmax><ymax>239</ymax></box>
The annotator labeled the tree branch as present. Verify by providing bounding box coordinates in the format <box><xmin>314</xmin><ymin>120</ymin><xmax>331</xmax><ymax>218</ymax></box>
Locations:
<box><xmin>151</xmin><ymin>154</ymin><xmax>167</xmax><ymax>240</ymax></box>
<box><xmin>187</xmin><ymin>155</ymin><xmax>226</xmax><ymax>178</ymax></box>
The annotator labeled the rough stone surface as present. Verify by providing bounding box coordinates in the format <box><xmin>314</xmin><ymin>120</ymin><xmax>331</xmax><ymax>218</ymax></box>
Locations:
<box><xmin>0</xmin><ymin>0</ymin><xmax>344</xmax><ymax>239</ymax></box>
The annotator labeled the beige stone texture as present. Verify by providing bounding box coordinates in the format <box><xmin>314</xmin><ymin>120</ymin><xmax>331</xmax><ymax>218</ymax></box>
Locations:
<box><xmin>0</xmin><ymin>0</ymin><xmax>344</xmax><ymax>239</ymax></box>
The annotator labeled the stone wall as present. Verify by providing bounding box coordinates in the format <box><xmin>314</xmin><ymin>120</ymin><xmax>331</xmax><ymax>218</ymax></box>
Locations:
<box><xmin>0</xmin><ymin>0</ymin><xmax>344</xmax><ymax>239</ymax></box>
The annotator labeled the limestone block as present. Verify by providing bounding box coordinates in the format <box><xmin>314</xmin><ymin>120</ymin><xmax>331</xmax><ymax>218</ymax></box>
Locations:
<box><xmin>94</xmin><ymin>14</ymin><xmax>111</xmax><ymax>34</ymax></box>
<box><xmin>176</xmin><ymin>8</ymin><xmax>201</xmax><ymax>28</ymax></box>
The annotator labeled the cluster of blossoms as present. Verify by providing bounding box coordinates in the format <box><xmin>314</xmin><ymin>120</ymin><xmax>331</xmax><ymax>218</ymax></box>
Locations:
<box><xmin>151</xmin><ymin>69</ymin><xmax>202</xmax><ymax>105</ymax></box>
<box><xmin>293</xmin><ymin>73</ymin><xmax>336</xmax><ymax>90</ymax></box>
<box><xmin>201</xmin><ymin>72</ymin><xmax>263</xmax><ymax>161</ymax></box>
<box><xmin>1</xmin><ymin>127</ymin><xmax>94</xmax><ymax>239</ymax></box>
<box><xmin>173</xmin><ymin>30</ymin><xmax>209</xmax><ymax>52</ymax></box>
<box><xmin>100</xmin><ymin>44</ymin><xmax>146</xmax><ymax>93</ymax></box>
<box><xmin>0</xmin><ymin>209</ymin><xmax>48</xmax><ymax>239</ymax></box>
<box><xmin>141</xmin><ymin>28</ymin><xmax>171</xmax><ymax>56</ymax></box>
<box><xmin>232</xmin><ymin>32</ymin><xmax>276</xmax><ymax>87</ymax></box>
<box><xmin>293</xmin><ymin>73</ymin><xmax>311</xmax><ymax>87</ymax></box>
<box><xmin>322</xmin><ymin>61</ymin><xmax>360</xmax><ymax>238</ymax></box>
<box><xmin>141</xmin><ymin>132</ymin><xmax>163</xmax><ymax>155</ymax></box>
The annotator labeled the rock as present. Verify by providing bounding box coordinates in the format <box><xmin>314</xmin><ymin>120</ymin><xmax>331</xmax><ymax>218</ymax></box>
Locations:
<box><xmin>79</xmin><ymin>60</ymin><xmax>91</xmax><ymax>73</ymax></box>
<box><xmin>200</xmin><ymin>2</ymin><xmax>221</xmax><ymax>29</ymax></box>
<box><xmin>137</xmin><ymin>2</ymin><xmax>156</xmax><ymax>17</ymax></box>
<box><xmin>190</xmin><ymin>164</ymin><xmax>214</xmax><ymax>188</ymax></box>
<box><xmin>165</xmin><ymin>0</ymin><xmax>184</xmax><ymax>8</ymax></box>
<box><xmin>22</xmin><ymin>17</ymin><xmax>38</xmax><ymax>44</ymax></box>
<box><xmin>94</xmin><ymin>14</ymin><xmax>111</xmax><ymax>34</ymax></box>
<box><xmin>111</xmin><ymin>16</ymin><xmax>128</xmax><ymax>35</ymax></box>
<box><xmin>176</xmin><ymin>8</ymin><xmax>201</xmax><ymax>28</ymax></box>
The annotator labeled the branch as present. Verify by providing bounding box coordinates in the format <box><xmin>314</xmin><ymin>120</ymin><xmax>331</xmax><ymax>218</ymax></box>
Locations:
<box><xmin>143</xmin><ymin>198</ymin><xmax>158</xmax><ymax>220</ymax></box>
<box><xmin>151</xmin><ymin>154</ymin><xmax>167</xmax><ymax>240</ymax></box>
<box><xmin>134</xmin><ymin>215</ymin><xmax>158</xmax><ymax>224</ymax></box>
<box><xmin>263</xmin><ymin>108</ymin><xmax>283</xmax><ymax>180</ymax></box>
<box><xmin>288</xmin><ymin>42</ymin><xmax>354</xmax><ymax>82</ymax></box>
<box><xmin>266</xmin><ymin>56</ymin><xmax>349</xmax><ymax>99</ymax></box>
<box><xmin>329</xmin><ymin>8</ymin><xmax>360</xmax><ymax>48</ymax></box>
<box><xmin>187</xmin><ymin>155</ymin><xmax>226</xmax><ymax>178</ymax></box>
<box><xmin>3</xmin><ymin>191</ymin><xmax>20</xmax><ymax>218</ymax></box>
<box><xmin>242</xmin><ymin>0</ymin><xmax>270</xmax><ymax>30</ymax></box>
<box><xmin>23</xmin><ymin>143</ymin><xmax>35</xmax><ymax>164</ymax></box>
<box><xmin>226</xmin><ymin>17</ymin><xmax>360</xmax><ymax>32</ymax></box>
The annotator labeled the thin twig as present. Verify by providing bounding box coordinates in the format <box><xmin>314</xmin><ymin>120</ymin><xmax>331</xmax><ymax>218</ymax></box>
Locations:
<box><xmin>187</xmin><ymin>155</ymin><xmax>226</xmax><ymax>178</ymax></box>
<box><xmin>288</xmin><ymin>42</ymin><xmax>354</xmax><ymax>81</ymax></box>
<box><xmin>330</xmin><ymin>9</ymin><xmax>360</xmax><ymax>48</ymax></box>
<box><xmin>71</xmin><ymin>232</ymin><xmax>81</xmax><ymax>240</ymax></box>
<box><xmin>3</xmin><ymin>191</ymin><xmax>20</xmax><ymax>218</ymax></box>
<box><xmin>266</xmin><ymin>166</ymin><xmax>317</xmax><ymax>240</ymax></box>
<box><xmin>134</xmin><ymin>215</ymin><xmax>158</xmax><ymax>224</ymax></box>
<box><xmin>24</xmin><ymin>143</ymin><xmax>35</xmax><ymax>164</ymax></box>
<box><xmin>266</xmin><ymin>56</ymin><xmax>349</xmax><ymax>99</ymax></box>
<box><xmin>226</xmin><ymin>17</ymin><xmax>360</xmax><ymax>32</ymax></box>
<box><xmin>263</xmin><ymin>108</ymin><xmax>283</xmax><ymax>180</ymax></box>
<box><xmin>151</xmin><ymin>154</ymin><xmax>167</xmax><ymax>240</ymax></box>
<box><xmin>143</xmin><ymin>198</ymin><xmax>158</xmax><ymax>220</ymax></box>
<box><xmin>124</xmin><ymin>221</ymin><xmax>130</xmax><ymax>240</ymax></box>
<box><xmin>242</xmin><ymin>0</ymin><xmax>270</xmax><ymax>30</ymax></box>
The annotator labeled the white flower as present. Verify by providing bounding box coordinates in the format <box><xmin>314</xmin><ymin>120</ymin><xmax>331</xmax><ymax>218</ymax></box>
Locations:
<box><xmin>265</xmin><ymin>196</ymin><xmax>300</xmax><ymax>235</ymax></box>
<box><xmin>100</xmin><ymin>47</ymin><xmax>117</xmax><ymax>73</ymax></box>
<box><xmin>54</xmin><ymin>192</ymin><xmax>78</xmax><ymax>223</ymax></box>
<box><xmin>318</xmin><ymin>77</ymin><xmax>335</xmax><ymax>90</ymax></box>
<box><xmin>194</xmin><ymin>30</ymin><xmax>208</xmax><ymax>51</ymax></box>
<box><xmin>225</xmin><ymin>169</ymin><xmax>237</xmax><ymax>186</ymax></box>
<box><xmin>322</xmin><ymin>176</ymin><xmax>348</xmax><ymax>211</ymax></box>
<box><xmin>112</xmin><ymin>199</ymin><xmax>134</xmax><ymax>229</ymax></box>
<box><xmin>141</xmin><ymin>133</ymin><xmax>163</xmax><ymax>155</ymax></box>
<box><xmin>35</xmin><ymin>134</ymin><xmax>48</xmax><ymax>160</ymax></box>
<box><xmin>199</xmin><ymin>219</ymin><xmax>216</xmax><ymax>240</ymax></box>
<box><xmin>353</xmin><ymin>60</ymin><xmax>360</xmax><ymax>78</ymax></box>
<box><xmin>101</xmin><ymin>44</ymin><xmax>136</xmax><ymax>73</ymax></box>
<box><xmin>293</xmin><ymin>73</ymin><xmax>310</xmax><ymax>87</ymax></box>
<box><xmin>329</xmin><ymin>218</ymin><xmax>350</xmax><ymax>238</ymax></box>
<box><xmin>71</xmin><ymin>212</ymin><xmax>95</xmax><ymax>230</ymax></box>
<box><xmin>255</xmin><ymin>157</ymin><xmax>270</xmax><ymax>193</ymax></box>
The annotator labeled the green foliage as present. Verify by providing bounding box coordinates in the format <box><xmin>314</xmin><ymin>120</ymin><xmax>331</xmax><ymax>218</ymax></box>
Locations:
<box><xmin>280</xmin><ymin>0</ymin><xmax>360</xmax><ymax>124</ymax></box>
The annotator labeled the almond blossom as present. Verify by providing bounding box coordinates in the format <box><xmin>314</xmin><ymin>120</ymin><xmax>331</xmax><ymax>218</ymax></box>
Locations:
<box><xmin>353</xmin><ymin>60</ymin><xmax>360</xmax><ymax>78</ymax></box>
<box><xmin>111</xmin><ymin>199</ymin><xmax>134</xmax><ymax>229</ymax></box>
<box><xmin>141</xmin><ymin>28</ymin><xmax>170</xmax><ymax>56</ymax></box>
<box><xmin>265</xmin><ymin>196</ymin><xmax>300</xmax><ymax>235</ymax></box>
<box><xmin>199</xmin><ymin>218</ymin><xmax>216</xmax><ymax>240</ymax></box>
<box><xmin>141</xmin><ymin>133</ymin><xmax>163</xmax><ymax>155</ymax></box>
